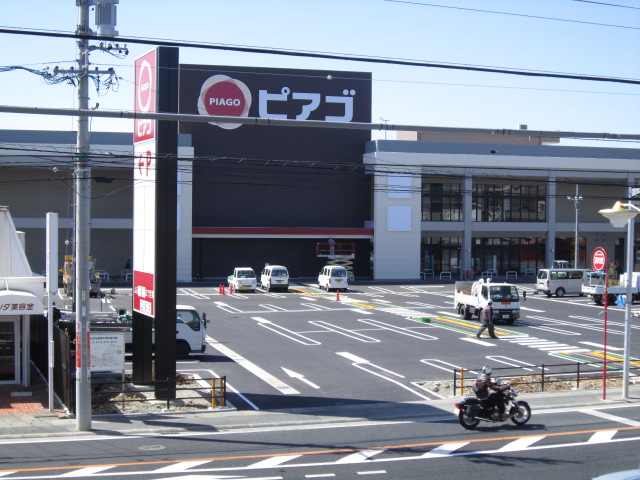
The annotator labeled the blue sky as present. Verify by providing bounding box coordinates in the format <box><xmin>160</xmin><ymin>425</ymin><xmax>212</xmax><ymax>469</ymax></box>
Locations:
<box><xmin>1</xmin><ymin>0</ymin><xmax>639</xmax><ymax>146</ymax></box>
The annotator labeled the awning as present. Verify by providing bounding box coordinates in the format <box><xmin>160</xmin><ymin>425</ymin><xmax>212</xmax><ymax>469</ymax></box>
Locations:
<box><xmin>0</xmin><ymin>290</ymin><xmax>44</xmax><ymax>315</ymax></box>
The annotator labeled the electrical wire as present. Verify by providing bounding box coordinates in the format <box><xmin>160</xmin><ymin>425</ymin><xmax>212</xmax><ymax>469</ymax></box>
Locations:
<box><xmin>0</xmin><ymin>27</ymin><xmax>638</xmax><ymax>85</ymax></box>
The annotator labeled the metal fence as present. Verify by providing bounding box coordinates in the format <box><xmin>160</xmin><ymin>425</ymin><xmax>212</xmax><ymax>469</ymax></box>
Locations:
<box><xmin>453</xmin><ymin>360</ymin><xmax>640</xmax><ymax>397</ymax></box>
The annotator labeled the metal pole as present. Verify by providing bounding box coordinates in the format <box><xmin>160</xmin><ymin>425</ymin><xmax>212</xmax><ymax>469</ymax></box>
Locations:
<box><xmin>46</xmin><ymin>212</ymin><xmax>58</xmax><ymax>412</ymax></box>
<box><xmin>568</xmin><ymin>185</ymin><xmax>582</xmax><ymax>268</ymax></box>
<box><xmin>623</xmin><ymin>216</ymin><xmax>634</xmax><ymax>398</ymax></box>
<box><xmin>574</xmin><ymin>185</ymin><xmax>580</xmax><ymax>268</ymax></box>
<box><xmin>74</xmin><ymin>0</ymin><xmax>92</xmax><ymax>432</ymax></box>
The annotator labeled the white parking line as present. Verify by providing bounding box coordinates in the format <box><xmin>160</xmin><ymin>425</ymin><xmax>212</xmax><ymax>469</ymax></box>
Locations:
<box><xmin>206</xmin><ymin>335</ymin><xmax>300</xmax><ymax>395</ymax></box>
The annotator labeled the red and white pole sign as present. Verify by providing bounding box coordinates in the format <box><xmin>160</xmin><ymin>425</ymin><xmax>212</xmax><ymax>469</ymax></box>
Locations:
<box><xmin>591</xmin><ymin>247</ymin><xmax>607</xmax><ymax>272</ymax></box>
<box><xmin>133</xmin><ymin>49</ymin><xmax>158</xmax><ymax>317</ymax></box>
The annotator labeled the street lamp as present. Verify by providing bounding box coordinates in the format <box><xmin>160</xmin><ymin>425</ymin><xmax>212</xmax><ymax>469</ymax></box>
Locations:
<box><xmin>599</xmin><ymin>201</ymin><xmax>640</xmax><ymax>399</ymax></box>
<box><xmin>567</xmin><ymin>185</ymin><xmax>583</xmax><ymax>268</ymax></box>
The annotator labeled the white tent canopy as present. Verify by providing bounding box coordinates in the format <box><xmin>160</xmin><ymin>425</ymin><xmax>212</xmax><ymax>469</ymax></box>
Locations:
<box><xmin>0</xmin><ymin>206</ymin><xmax>32</xmax><ymax>278</ymax></box>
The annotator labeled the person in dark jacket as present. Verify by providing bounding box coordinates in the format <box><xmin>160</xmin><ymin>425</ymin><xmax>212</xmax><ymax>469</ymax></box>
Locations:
<box><xmin>476</xmin><ymin>299</ymin><xmax>498</xmax><ymax>338</ymax></box>
<box><xmin>475</xmin><ymin>365</ymin><xmax>510</xmax><ymax>419</ymax></box>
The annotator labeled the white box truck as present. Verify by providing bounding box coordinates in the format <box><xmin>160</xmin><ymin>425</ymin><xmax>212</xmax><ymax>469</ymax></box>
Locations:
<box><xmin>454</xmin><ymin>280</ymin><xmax>521</xmax><ymax>324</ymax></box>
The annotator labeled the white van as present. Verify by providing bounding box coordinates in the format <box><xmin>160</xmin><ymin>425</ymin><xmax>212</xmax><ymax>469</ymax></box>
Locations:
<box><xmin>260</xmin><ymin>265</ymin><xmax>289</xmax><ymax>291</ymax></box>
<box><xmin>536</xmin><ymin>268</ymin><xmax>593</xmax><ymax>297</ymax></box>
<box><xmin>318</xmin><ymin>265</ymin><xmax>349</xmax><ymax>291</ymax></box>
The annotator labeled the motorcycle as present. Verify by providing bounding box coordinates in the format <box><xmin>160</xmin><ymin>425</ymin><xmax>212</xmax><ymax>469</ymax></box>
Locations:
<box><xmin>454</xmin><ymin>381</ymin><xmax>531</xmax><ymax>430</ymax></box>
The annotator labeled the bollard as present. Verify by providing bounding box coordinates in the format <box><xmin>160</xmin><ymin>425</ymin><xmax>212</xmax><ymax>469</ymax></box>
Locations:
<box><xmin>335</xmin><ymin>290</ymin><xmax>340</xmax><ymax>301</ymax></box>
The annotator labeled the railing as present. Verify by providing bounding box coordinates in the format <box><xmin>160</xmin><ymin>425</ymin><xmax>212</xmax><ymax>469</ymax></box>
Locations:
<box><xmin>453</xmin><ymin>360</ymin><xmax>639</xmax><ymax>396</ymax></box>
<box><xmin>88</xmin><ymin>375</ymin><xmax>227</xmax><ymax>413</ymax></box>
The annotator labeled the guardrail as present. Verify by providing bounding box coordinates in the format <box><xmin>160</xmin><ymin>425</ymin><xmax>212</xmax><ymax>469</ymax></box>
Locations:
<box><xmin>89</xmin><ymin>375</ymin><xmax>227</xmax><ymax>413</ymax></box>
<box><xmin>452</xmin><ymin>360</ymin><xmax>639</xmax><ymax>396</ymax></box>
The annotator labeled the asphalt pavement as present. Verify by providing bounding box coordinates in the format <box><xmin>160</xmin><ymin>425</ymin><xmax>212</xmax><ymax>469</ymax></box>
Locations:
<box><xmin>2</xmin><ymin>385</ymin><xmax>639</xmax><ymax>440</ymax></box>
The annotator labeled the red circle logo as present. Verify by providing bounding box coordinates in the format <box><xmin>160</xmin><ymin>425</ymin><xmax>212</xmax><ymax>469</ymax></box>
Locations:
<box><xmin>592</xmin><ymin>248</ymin><xmax>607</xmax><ymax>271</ymax></box>
<box><xmin>202</xmin><ymin>81</ymin><xmax>245</xmax><ymax>116</ymax></box>
<box><xmin>198</xmin><ymin>75</ymin><xmax>252</xmax><ymax>130</ymax></box>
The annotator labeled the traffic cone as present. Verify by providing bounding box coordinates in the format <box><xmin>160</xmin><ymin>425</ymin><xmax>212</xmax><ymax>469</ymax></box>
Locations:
<box><xmin>219</xmin><ymin>284</ymin><xmax>225</xmax><ymax>295</ymax></box>
<box><xmin>335</xmin><ymin>290</ymin><xmax>340</xmax><ymax>302</ymax></box>
<box><xmin>229</xmin><ymin>284</ymin><xmax>234</xmax><ymax>295</ymax></box>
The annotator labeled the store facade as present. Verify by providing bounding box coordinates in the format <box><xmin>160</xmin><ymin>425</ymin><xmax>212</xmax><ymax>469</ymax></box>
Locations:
<box><xmin>366</xmin><ymin>140</ymin><xmax>640</xmax><ymax>280</ymax></box>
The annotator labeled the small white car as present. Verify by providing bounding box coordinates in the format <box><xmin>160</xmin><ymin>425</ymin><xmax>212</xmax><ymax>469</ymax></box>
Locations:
<box><xmin>261</xmin><ymin>265</ymin><xmax>289</xmax><ymax>291</ymax></box>
<box><xmin>318</xmin><ymin>265</ymin><xmax>349</xmax><ymax>292</ymax></box>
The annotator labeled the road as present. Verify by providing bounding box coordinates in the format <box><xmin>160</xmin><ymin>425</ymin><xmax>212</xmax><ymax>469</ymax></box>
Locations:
<box><xmin>2</xmin><ymin>402</ymin><xmax>640</xmax><ymax>479</ymax></box>
<box><xmin>90</xmin><ymin>280</ymin><xmax>638</xmax><ymax>411</ymax></box>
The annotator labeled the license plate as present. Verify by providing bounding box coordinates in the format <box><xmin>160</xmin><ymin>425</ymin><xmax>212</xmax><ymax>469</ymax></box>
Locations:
<box><xmin>275</xmin><ymin>280</ymin><xmax>282</xmax><ymax>284</ymax></box>
<box><xmin>502</xmin><ymin>314</ymin><xmax>510</xmax><ymax>319</ymax></box>
<box><xmin>336</xmin><ymin>279</ymin><xmax>343</xmax><ymax>283</ymax></box>
<box><xmin>454</xmin><ymin>408</ymin><xmax>460</xmax><ymax>415</ymax></box>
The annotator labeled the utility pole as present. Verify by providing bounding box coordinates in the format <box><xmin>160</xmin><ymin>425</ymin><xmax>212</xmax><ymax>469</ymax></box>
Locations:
<box><xmin>52</xmin><ymin>0</ymin><xmax>120</xmax><ymax>432</ymax></box>
<box><xmin>74</xmin><ymin>0</ymin><xmax>92</xmax><ymax>432</ymax></box>
<box><xmin>568</xmin><ymin>185</ymin><xmax>583</xmax><ymax>268</ymax></box>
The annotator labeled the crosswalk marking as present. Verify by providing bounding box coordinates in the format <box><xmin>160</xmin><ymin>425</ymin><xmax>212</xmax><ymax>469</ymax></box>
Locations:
<box><xmin>153</xmin><ymin>460</ymin><xmax>213</xmax><ymax>473</ymax></box>
<box><xmin>59</xmin><ymin>466</ymin><xmax>114</xmax><ymax>476</ymax></box>
<box><xmin>589</xmin><ymin>430</ymin><xmax>617</xmax><ymax>443</ymax></box>
<box><xmin>249</xmin><ymin>454</ymin><xmax>302</xmax><ymax>468</ymax></box>
<box><xmin>421</xmin><ymin>442</ymin><xmax>469</xmax><ymax>458</ymax></box>
<box><xmin>496</xmin><ymin>436</ymin><xmax>545</xmax><ymax>452</ymax></box>
<box><xmin>335</xmin><ymin>449</ymin><xmax>385</xmax><ymax>464</ymax></box>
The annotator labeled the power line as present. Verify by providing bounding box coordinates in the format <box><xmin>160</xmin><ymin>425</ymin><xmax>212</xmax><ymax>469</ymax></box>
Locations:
<box><xmin>572</xmin><ymin>0</ymin><xmax>640</xmax><ymax>10</ymax></box>
<box><xmin>384</xmin><ymin>0</ymin><xmax>640</xmax><ymax>30</ymax></box>
<box><xmin>0</xmin><ymin>27</ymin><xmax>638</xmax><ymax>85</ymax></box>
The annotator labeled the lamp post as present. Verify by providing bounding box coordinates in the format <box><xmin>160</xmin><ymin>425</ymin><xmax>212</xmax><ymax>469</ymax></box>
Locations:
<box><xmin>599</xmin><ymin>201</ymin><xmax>640</xmax><ymax>399</ymax></box>
<box><xmin>567</xmin><ymin>185</ymin><xmax>583</xmax><ymax>268</ymax></box>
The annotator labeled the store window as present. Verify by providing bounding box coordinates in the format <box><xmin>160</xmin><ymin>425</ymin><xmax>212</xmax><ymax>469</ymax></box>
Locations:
<box><xmin>422</xmin><ymin>236</ymin><xmax>461</xmax><ymax>274</ymax></box>
<box><xmin>473</xmin><ymin>183</ymin><xmax>546</xmax><ymax>222</ymax></box>
<box><xmin>472</xmin><ymin>236</ymin><xmax>545</xmax><ymax>274</ymax></box>
<box><xmin>422</xmin><ymin>183</ymin><xmax>462</xmax><ymax>221</ymax></box>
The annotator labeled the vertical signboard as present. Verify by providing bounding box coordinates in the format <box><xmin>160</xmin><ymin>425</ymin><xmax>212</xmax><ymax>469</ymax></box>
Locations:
<box><xmin>132</xmin><ymin>47</ymin><xmax>179</xmax><ymax>396</ymax></box>
<box><xmin>133</xmin><ymin>50</ymin><xmax>157</xmax><ymax>317</ymax></box>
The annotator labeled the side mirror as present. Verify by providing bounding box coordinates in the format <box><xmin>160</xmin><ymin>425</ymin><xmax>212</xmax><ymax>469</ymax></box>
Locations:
<box><xmin>202</xmin><ymin>312</ymin><xmax>209</xmax><ymax>328</ymax></box>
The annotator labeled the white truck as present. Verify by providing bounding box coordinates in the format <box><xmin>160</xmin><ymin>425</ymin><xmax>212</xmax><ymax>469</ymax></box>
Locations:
<box><xmin>454</xmin><ymin>280</ymin><xmax>521</xmax><ymax>324</ymax></box>
<box><xmin>582</xmin><ymin>272</ymin><xmax>640</xmax><ymax>306</ymax></box>
<box><xmin>57</xmin><ymin>305</ymin><xmax>208</xmax><ymax>359</ymax></box>
<box><xmin>227</xmin><ymin>267</ymin><xmax>257</xmax><ymax>292</ymax></box>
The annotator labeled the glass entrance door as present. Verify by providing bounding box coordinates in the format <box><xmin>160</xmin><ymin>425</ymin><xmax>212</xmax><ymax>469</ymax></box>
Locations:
<box><xmin>0</xmin><ymin>320</ymin><xmax>18</xmax><ymax>383</ymax></box>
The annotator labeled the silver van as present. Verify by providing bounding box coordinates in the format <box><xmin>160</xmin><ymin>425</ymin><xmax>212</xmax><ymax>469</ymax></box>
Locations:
<box><xmin>536</xmin><ymin>268</ymin><xmax>593</xmax><ymax>297</ymax></box>
<box><xmin>318</xmin><ymin>265</ymin><xmax>348</xmax><ymax>291</ymax></box>
<box><xmin>260</xmin><ymin>265</ymin><xmax>289</xmax><ymax>291</ymax></box>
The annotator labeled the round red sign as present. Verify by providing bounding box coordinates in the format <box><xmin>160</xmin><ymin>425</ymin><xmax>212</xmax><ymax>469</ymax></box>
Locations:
<box><xmin>592</xmin><ymin>247</ymin><xmax>607</xmax><ymax>271</ymax></box>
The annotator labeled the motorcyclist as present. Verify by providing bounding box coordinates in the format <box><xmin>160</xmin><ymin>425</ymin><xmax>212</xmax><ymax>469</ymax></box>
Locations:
<box><xmin>474</xmin><ymin>365</ymin><xmax>511</xmax><ymax>419</ymax></box>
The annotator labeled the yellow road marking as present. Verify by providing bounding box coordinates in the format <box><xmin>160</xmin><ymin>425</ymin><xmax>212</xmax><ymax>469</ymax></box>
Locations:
<box><xmin>591</xmin><ymin>351</ymin><xmax>640</xmax><ymax>367</ymax></box>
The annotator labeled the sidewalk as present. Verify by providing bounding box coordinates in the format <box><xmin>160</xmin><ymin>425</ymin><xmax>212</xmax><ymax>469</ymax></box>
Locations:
<box><xmin>1</xmin><ymin>385</ymin><xmax>639</xmax><ymax>440</ymax></box>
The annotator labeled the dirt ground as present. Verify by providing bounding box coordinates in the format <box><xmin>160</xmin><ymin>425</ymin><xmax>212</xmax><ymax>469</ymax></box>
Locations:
<box><xmin>419</xmin><ymin>375</ymin><xmax>629</xmax><ymax>398</ymax></box>
<box><xmin>90</xmin><ymin>373</ymin><xmax>222</xmax><ymax>414</ymax></box>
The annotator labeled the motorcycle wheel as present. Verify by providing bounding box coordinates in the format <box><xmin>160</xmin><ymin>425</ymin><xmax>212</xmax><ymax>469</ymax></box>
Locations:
<box><xmin>511</xmin><ymin>401</ymin><xmax>531</xmax><ymax>426</ymax></box>
<box><xmin>459</xmin><ymin>410</ymin><xmax>480</xmax><ymax>430</ymax></box>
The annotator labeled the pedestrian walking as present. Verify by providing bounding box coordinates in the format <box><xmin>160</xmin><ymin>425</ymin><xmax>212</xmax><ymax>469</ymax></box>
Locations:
<box><xmin>476</xmin><ymin>299</ymin><xmax>498</xmax><ymax>339</ymax></box>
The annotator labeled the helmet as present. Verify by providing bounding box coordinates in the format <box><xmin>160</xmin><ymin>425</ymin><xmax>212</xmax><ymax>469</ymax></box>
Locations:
<box><xmin>482</xmin><ymin>365</ymin><xmax>492</xmax><ymax>376</ymax></box>
<box><xmin>487</xmin><ymin>299</ymin><xmax>493</xmax><ymax>305</ymax></box>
